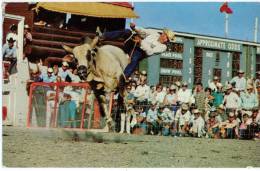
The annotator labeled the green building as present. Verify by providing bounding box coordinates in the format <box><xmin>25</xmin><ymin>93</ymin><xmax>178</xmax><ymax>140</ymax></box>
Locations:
<box><xmin>139</xmin><ymin>28</ymin><xmax>260</xmax><ymax>88</ymax></box>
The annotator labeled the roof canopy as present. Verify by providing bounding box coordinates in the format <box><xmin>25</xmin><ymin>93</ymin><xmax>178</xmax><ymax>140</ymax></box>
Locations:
<box><xmin>34</xmin><ymin>2</ymin><xmax>139</xmax><ymax>19</ymax></box>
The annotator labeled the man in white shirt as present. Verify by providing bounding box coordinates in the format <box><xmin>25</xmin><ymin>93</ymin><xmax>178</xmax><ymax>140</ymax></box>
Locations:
<box><xmin>177</xmin><ymin>82</ymin><xmax>192</xmax><ymax>104</ymax></box>
<box><xmin>223</xmin><ymin>84</ymin><xmax>241</xmax><ymax>112</ymax></box>
<box><xmin>174</xmin><ymin>103</ymin><xmax>191</xmax><ymax>136</ymax></box>
<box><xmin>189</xmin><ymin>109</ymin><xmax>205</xmax><ymax>137</ymax></box>
<box><xmin>97</xmin><ymin>23</ymin><xmax>175</xmax><ymax>77</ymax></box>
<box><xmin>134</xmin><ymin>79</ymin><xmax>150</xmax><ymax>109</ymax></box>
<box><xmin>230</xmin><ymin>70</ymin><xmax>247</xmax><ymax>92</ymax></box>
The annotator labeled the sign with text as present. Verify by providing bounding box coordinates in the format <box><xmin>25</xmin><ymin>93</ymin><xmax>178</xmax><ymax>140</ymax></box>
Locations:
<box><xmin>161</xmin><ymin>52</ymin><xmax>183</xmax><ymax>59</ymax></box>
<box><xmin>160</xmin><ymin>68</ymin><xmax>182</xmax><ymax>76</ymax></box>
<box><xmin>195</xmin><ymin>38</ymin><xmax>242</xmax><ymax>52</ymax></box>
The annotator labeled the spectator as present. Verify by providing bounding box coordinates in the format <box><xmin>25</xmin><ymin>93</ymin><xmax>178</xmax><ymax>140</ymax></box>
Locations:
<box><xmin>190</xmin><ymin>109</ymin><xmax>205</xmax><ymax>138</ymax></box>
<box><xmin>216</xmin><ymin>104</ymin><xmax>228</xmax><ymax>123</ymax></box>
<box><xmin>194</xmin><ymin>82</ymin><xmax>207</xmax><ymax>118</ymax></box>
<box><xmin>174</xmin><ymin>103</ymin><xmax>191</xmax><ymax>136</ymax></box>
<box><xmin>223</xmin><ymin>84</ymin><xmax>241</xmax><ymax>113</ymax></box>
<box><xmin>219</xmin><ymin>112</ymin><xmax>239</xmax><ymax>139</ymax></box>
<box><xmin>205</xmin><ymin>87</ymin><xmax>214</xmax><ymax>112</ymax></box>
<box><xmin>174</xmin><ymin>81</ymin><xmax>181</xmax><ymax>91</ymax></box>
<box><xmin>146</xmin><ymin>102</ymin><xmax>159</xmax><ymax>135</ymax></box>
<box><xmin>154</xmin><ymin>84</ymin><xmax>166</xmax><ymax>104</ymax></box>
<box><xmin>139</xmin><ymin>70</ymin><xmax>147</xmax><ymax>82</ymax></box>
<box><xmin>239</xmin><ymin>111</ymin><xmax>252</xmax><ymax>139</ymax></box>
<box><xmin>160</xmin><ymin>107</ymin><xmax>174</xmax><ymax>136</ymax></box>
<box><xmin>208</xmin><ymin>76</ymin><xmax>220</xmax><ymax>92</ymax></box>
<box><xmin>177</xmin><ymin>82</ymin><xmax>192</xmax><ymax>104</ymax></box>
<box><xmin>131</xmin><ymin>70</ymin><xmax>140</xmax><ymax>82</ymax></box>
<box><xmin>206</xmin><ymin>110</ymin><xmax>220</xmax><ymax>138</ymax></box>
<box><xmin>58</xmin><ymin>61</ymin><xmax>71</xmax><ymax>81</ymax></box>
<box><xmin>41</xmin><ymin>68</ymin><xmax>56</xmax><ymax>83</ymax></box>
<box><xmin>6</xmin><ymin>24</ymin><xmax>17</xmax><ymax>46</ymax></box>
<box><xmin>2</xmin><ymin>38</ymin><xmax>17</xmax><ymax>75</ymax></box>
<box><xmin>134</xmin><ymin>79</ymin><xmax>150</xmax><ymax>110</ymax></box>
<box><xmin>250</xmin><ymin>109</ymin><xmax>260</xmax><ymax>139</ymax></box>
<box><xmin>212</xmin><ymin>83</ymin><xmax>224</xmax><ymax>107</ymax></box>
<box><xmin>132</xmin><ymin>106</ymin><xmax>147</xmax><ymax>135</ymax></box>
<box><xmin>120</xmin><ymin>85</ymin><xmax>135</xmax><ymax>134</ymax></box>
<box><xmin>230</xmin><ymin>70</ymin><xmax>247</xmax><ymax>92</ymax></box>
<box><xmin>240</xmin><ymin>85</ymin><xmax>259</xmax><ymax>110</ymax></box>
<box><xmin>163</xmin><ymin>84</ymin><xmax>178</xmax><ymax>106</ymax></box>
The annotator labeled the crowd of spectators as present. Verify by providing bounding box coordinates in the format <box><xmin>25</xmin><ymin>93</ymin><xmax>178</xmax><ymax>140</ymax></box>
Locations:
<box><xmin>113</xmin><ymin>69</ymin><xmax>260</xmax><ymax>140</ymax></box>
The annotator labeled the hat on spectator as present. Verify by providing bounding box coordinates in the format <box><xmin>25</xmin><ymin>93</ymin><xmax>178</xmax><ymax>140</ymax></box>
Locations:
<box><xmin>238</xmin><ymin>70</ymin><xmax>244</xmax><ymax>74</ymax></box>
<box><xmin>47</xmin><ymin>68</ymin><xmax>53</xmax><ymax>73</ymax></box>
<box><xmin>181</xmin><ymin>103</ymin><xmax>189</xmax><ymax>111</ymax></box>
<box><xmin>163</xmin><ymin>28</ymin><xmax>175</xmax><ymax>41</ymax></box>
<box><xmin>7</xmin><ymin>37</ymin><xmax>16</xmax><ymax>43</ymax></box>
<box><xmin>216</xmin><ymin>82</ymin><xmax>223</xmax><ymax>88</ymax></box>
<box><xmin>141</xmin><ymin>70</ymin><xmax>147</xmax><ymax>75</ymax></box>
<box><xmin>229</xmin><ymin>112</ymin><xmax>235</xmax><ymax>117</ymax></box>
<box><xmin>226</xmin><ymin>84</ymin><xmax>233</xmax><ymax>90</ymax></box>
<box><xmin>170</xmin><ymin>85</ymin><xmax>177</xmax><ymax>90</ymax></box>
<box><xmin>210</xmin><ymin>107</ymin><xmax>217</xmax><ymax>112</ymax></box>
<box><xmin>151</xmin><ymin>101</ymin><xmax>157</xmax><ymax>106</ymax></box>
<box><xmin>242</xmin><ymin>110</ymin><xmax>252</xmax><ymax>117</ymax></box>
<box><xmin>218</xmin><ymin>104</ymin><xmax>225</xmax><ymax>110</ymax></box>
<box><xmin>246</xmin><ymin>85</ymin><xmax>253</xmax><ymax>90</ymax></box>
<box><xmin>256</xmin><ymin>71</ymin><xmax>260</xmax><ymax>75</ymax></box>
<box><xmin>193</xmin><ymin>109</ymin><xmax>200</xmax><ymax>114</ymax></box>
<box><xmin>10</xmin><ymin>24</ymin><xmax>17</xmax><ymax>31</ymax></box>
<box><xmin>159</xmin><ymin>103</ymin><xmax>164</xmax><ymax>109</ymax></box>
<box><xmin>182</xmin><ymin>81</ymin><xmax>188</xmax><ymax>87</ymax></box>
<box><xmin>24</xmin><ymin>24</ymin><xmax>30</xmax><ymax>29</ymax></box>
<box><xmin>213</xmin><ymin>76</ymin><xmax>219</xmax><ymax>80</ymax></box>
<box><xmin>62</xmin><ymin>61</ymin><xmax>69</xmax><ymax>67</ymax></box>
<box><xmin>175</xmin><ymin>81</ymin><xmax>181</xmax><ymax>87</ymax></box>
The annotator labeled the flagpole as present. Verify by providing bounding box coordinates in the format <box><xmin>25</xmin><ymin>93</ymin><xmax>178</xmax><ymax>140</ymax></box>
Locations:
<box><xmin>254</xmin><ymin>17</ymin><xmax>258</xmax><ymax>42</ymax></box>
<box><xmin>225</xmin><ymin>13</ymin><xmax>228</xmax><ymax>38</ymax></box>
<box><xmin>131</xmin><ymin>1</ymin><xmax>134</xmax><ymax>23</ymax></box>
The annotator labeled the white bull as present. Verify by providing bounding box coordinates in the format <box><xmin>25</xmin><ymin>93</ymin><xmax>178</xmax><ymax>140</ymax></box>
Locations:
<box><xmin>63</xmin><ymin>37</ymin><xmax>129</xmax><ymax>131</ymax></box>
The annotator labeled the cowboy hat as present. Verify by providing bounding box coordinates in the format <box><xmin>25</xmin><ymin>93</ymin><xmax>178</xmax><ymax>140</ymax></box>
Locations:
<box><xmin>226</xmin><ymin>84</ymin><xmax>233</xmax><ymax>90</ymax></box>
<box><xmin>213</xmin><ymin>76</ymin><xmax>219</xmax><ymax>80</ymax></box>
<box><xmin>238</xmin><ymin>70</ymin><xmax>244</xmax><ymax>74</ymax></box>
<box><xmin>7</xmin><ymin>38</ymin><xmax>16</xmax><ymax>43</ymax></box>
<box><xmin>181</xmin><ymin>103</ymin><xmax>189</xmax><ymax>110</ymax></box>
<box><xmin>24</xmin><ymin>24</ymin><xmax>30</xmax><ymax>29</ymax></box>
<box><xmin>193</xmin><ymin>109</ymin><xmax>200</xmax><ymax>114</ymax></box>
<box><xmin>218</xmin><ymin>104</ymin><xmax>225</xmax><ymax>110</ymax></box>
<box><xmin>170</xmin><ymin>85</ymin><xmax>177</xmax><ymax>90</ymax></box>
<box><xmin>229</xmin><ymin>112</ymin><xmax>235</xmax><ymax>117</ymax></box>
<box><xmin>163</xmin><ymin>28</ymin><xmax>176</xmax><ymax>42</ymax></box>
<box><xmin>246</xmin><ymin>85</ymin><xmax>253</xmax><ymax>90</ymax></box>
<box><xmin>175</xmin><ymin>81</ymin><xmax>181</xmax><ymax>87</ymax></box>
<box><xmin>47</xmin><ymin>68</ymin><xmax>54</xmax><ymax>73</ymax></box>
<box><xmin>62</xmin><ymin>61</ymin><xmax>69</xmax><ymax>67</ymax></box>
<box><xmin>141</xmin><ymin>70</ymin><xmax>147</xmax><ymax>75</ymax></box>
<box><xmin>216</xmin><ymin>82</ymin><xmax>223</xmax><ymax>88</ymax></box>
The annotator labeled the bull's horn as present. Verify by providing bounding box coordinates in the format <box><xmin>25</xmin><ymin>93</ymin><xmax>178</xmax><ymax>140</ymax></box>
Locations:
<box><xmin>90</xmin><ymin>36</ymin><xmax>99</xmax><ymax>48</ymax></box>
<box><xmin>84</xmin><ymin>36</ymin><xmax>93</xmax><ymax>44</ymax></box>
<box><xmin>62</xmin><ymin>44</ymin><xmax>73</xmax><ymax>53</ymax></box>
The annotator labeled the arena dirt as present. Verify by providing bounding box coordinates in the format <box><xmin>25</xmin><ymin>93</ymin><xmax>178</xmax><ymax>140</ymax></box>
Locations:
<box><xmin>2</xmin><ymin>126</ymin><xmax>260</xmax><ymax>167</ymax></box>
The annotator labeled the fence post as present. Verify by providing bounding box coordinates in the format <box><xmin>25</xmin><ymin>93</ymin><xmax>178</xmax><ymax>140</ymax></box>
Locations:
<box><xmin>26</xmin><ymin>83</ymin><xmax>35</xmax><ymax>128</ymax></box>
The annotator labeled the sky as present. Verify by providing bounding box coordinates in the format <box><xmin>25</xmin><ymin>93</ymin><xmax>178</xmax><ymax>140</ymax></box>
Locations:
<box><xmin>127</xmin><ymin>2</ymin><xmax>260</xmax><ymax>42</ymax></box>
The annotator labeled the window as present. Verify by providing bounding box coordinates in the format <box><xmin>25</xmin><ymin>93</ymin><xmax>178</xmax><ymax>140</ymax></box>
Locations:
<box><xmin>159</xmin><ymin>75</ymin><xmax>182</xmax><ymax>86</ymax></box>
<box><xmin>232</xmin><ymin>52</ymin><xmax>240</xmax><ymax>77</ymax></box>
<box><xmin>160</xmin><ymin>58</ymin><xmax>183</xmax><ymax>69</ymax></box>
<box><xmin>194</xmin><ymin>48</ymin><xmax>203</xmax><ymax>84</ymax></box>
<box><xmin>166</xmin><ymin>42</ymin><xmax>184</xmax><ymax>53</ymax></box>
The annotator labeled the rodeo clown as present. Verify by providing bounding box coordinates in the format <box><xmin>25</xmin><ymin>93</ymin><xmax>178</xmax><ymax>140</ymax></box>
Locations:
<box><xmin>96</xmin><ymin>22</ymin><xmax>175</xmax><ymax>78</ymax></box>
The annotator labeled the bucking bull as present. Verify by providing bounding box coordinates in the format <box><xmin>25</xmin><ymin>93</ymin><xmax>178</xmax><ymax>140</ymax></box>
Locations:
<box><xmin>62</xmin><ymin>37</ymin><xmax>129</xmax><ymax>131</ymax></box>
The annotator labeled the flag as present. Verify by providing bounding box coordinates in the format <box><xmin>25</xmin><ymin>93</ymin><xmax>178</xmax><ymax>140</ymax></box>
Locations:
<box><xmin>220</xmin><ymin>2</ymin><xmax>233</xmax><ymax>14</ymax></box>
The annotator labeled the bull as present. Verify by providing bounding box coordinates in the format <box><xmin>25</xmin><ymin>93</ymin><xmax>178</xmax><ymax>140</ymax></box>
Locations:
<box><xmin>62</xmin><ymin>37</ymin><xmax>129</xmax><ymax>131</ymax></box>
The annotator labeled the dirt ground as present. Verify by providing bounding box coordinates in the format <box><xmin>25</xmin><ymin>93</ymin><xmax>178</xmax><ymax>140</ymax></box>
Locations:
<box><xmin>2</xmin><ymin>126</ymin><xmax>260</xmax><ymax>168</ymax></box>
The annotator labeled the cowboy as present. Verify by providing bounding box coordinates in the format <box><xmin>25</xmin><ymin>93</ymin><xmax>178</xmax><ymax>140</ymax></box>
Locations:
<box><xmin>6</xmin><ymin>24</ymin><xmax>17</xmax><ymax>46</ymax></box>
<box><xmin>190</xmin><ymin>109</ymin><xmax>205</xmax><ymax>138</ymax></box>
<box><xmin>177</xmin><ymin>81</ymin><xmax>192</xmax><ymax>104</ymax></box>
<box><xmin>2</xmin><ymin>38</ymin><xmax>17</xmax><ymax>75</ymax></box>
<box><xmin>96</xmin><ymin>23</ymin><xmax>175</xmax><ymax>77</ymax></box>
<box><xmin>146</xmin><ymin>101</ymin><xmax>159</xmax><ymax>135</ymax></box>
<box><xmin>240</xmin><ymin>85</ymin><xmax>259</xmax><ymax>110</ymax></box>
<box><xmin>58</xmin><ymin>61</ymin><xmax>71</xmax><ymax>81</ymax></box>
<box><xmin>223</xmin><ymin>84</ymin><xmax>241</xmax><ymax>114</ymax></box>
<box><xmin>174</xmin><ymin>103</ymin><xmax>191</xmax><ymax>136</ymax></box>
<box><xmin>40</xmin><ymin>67</ymin><xmax>57</xmax><ymax>83</ymax></box>
<box><xmin>230</xmin><ymin>70</ymin><xmax>247</xmax><ymax>92</ymax></box>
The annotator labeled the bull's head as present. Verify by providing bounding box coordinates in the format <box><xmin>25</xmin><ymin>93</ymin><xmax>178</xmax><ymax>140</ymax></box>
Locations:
<box><xmin>62</xmin><ymin>37</ymin><xmax>99</xmax><ymax>80</ymax></box>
